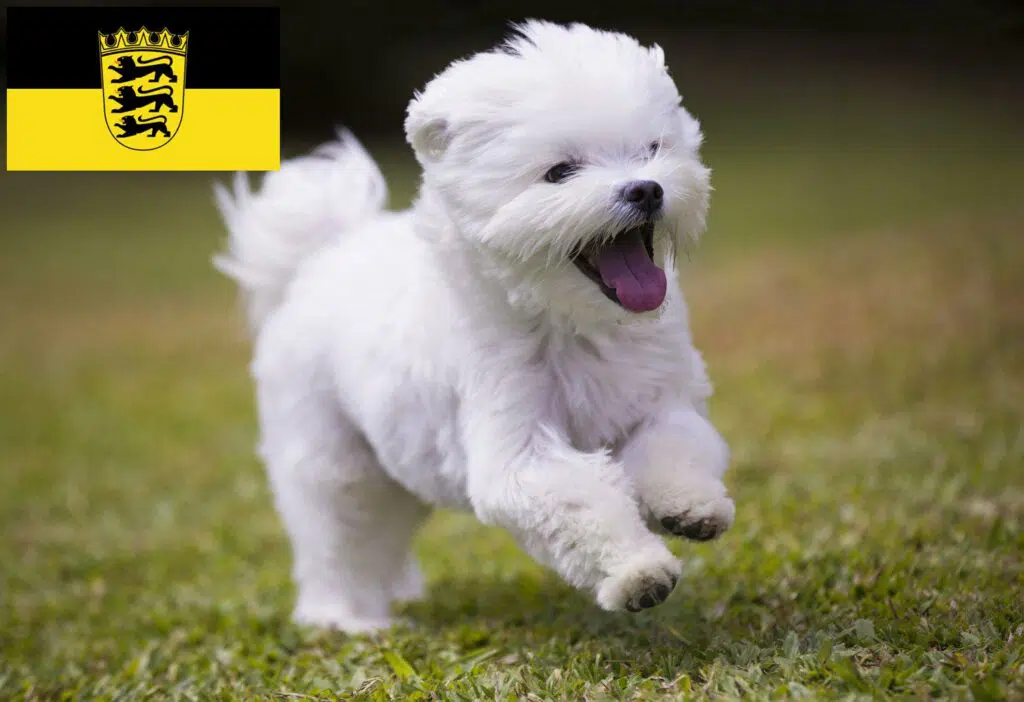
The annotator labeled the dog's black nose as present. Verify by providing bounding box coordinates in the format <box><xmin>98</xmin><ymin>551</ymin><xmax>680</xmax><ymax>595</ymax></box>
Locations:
<box><xmin>622</xmin><ymin>180</ymin><xmax>664</xmax><ymax>214</ymax></box>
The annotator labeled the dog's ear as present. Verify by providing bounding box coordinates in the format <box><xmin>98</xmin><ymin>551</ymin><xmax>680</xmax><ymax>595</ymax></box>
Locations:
<box><xmin>405</xmin><ymin>93</ymin><xmax>452</xmax><ymax>164</ymax></box>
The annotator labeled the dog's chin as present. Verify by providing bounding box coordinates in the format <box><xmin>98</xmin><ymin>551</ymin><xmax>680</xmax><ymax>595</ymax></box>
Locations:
<box><xmin>571</xmin><ymin>221</ymin><xmax>668</xmax><ymax>314</ymax></box>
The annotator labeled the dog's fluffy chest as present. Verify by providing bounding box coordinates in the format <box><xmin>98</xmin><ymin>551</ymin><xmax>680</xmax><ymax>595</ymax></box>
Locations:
<box><xmin>358</xmin><ymin>315</ymin><xmax>692</xmax><ymax>509</ymax></box>
<box><xmin>537</xmin><ymin>326</ymin><xmax>681</xmax><ymax>452</ymax></box>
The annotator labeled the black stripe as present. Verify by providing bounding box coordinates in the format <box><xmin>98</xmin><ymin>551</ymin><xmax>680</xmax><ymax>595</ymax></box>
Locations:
<box><xmin>6</xmin><ymin>6</ymin><xmax>280</xmax><ymax>89</ymax></box>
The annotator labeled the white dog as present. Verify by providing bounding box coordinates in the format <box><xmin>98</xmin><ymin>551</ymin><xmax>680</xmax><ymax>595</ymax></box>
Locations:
<box><xmin>214</xmin><ymin>20</ymin><xmax>734</xmax><ymax>633</ymax></box>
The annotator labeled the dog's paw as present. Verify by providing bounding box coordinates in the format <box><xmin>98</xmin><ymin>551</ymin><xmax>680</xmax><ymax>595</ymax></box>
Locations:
<box><xmin>652</xmin><ymin>480</ymin><xmax>735</xmax><ymax>542</ymax></box>
<box><xmin>293</xmin><ymin>602</ymin><xmax>394</xmax><ymax>634</ymax></box>
<box><xmin>595</xmin><ymin>547</ymin><xmax>682</xmax><ymax>613</ymax></box>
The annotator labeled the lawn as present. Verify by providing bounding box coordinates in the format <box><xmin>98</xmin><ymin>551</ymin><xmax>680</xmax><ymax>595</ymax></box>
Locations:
<box><xmin>1</xmin><ymin>78</ymin><xmax>1023</xmax><ymax>699</ymax></box>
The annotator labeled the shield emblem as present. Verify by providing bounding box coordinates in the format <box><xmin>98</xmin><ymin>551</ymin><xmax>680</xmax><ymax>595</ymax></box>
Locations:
<box><xmin>99</xmin><ymin>27</ymin><xmax>188</xmax><ymax>151</ymax></box>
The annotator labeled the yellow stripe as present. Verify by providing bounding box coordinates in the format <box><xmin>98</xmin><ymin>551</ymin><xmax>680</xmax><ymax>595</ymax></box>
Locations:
<box><xmin>6</xmin><ymin>88</ymin><xmax>280</xmax><ymax>171</ymax></box>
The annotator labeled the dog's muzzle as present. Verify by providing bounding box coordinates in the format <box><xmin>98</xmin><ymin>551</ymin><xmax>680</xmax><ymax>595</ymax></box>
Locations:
<box><xmin>572</xmin><ymin>220</ymin><xmax>667</xmax><ymax>312</ymax></box>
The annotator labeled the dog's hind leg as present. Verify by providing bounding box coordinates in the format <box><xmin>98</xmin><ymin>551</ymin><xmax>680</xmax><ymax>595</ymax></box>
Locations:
<box><xmin>255</xmin><ymin>361</ymin><xmax>429</xmax><ymax>634</ymax></box>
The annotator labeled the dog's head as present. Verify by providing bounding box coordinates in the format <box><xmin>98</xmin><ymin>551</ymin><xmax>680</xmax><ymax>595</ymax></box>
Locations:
<box><xmin>405</xmin><ymin>21</ymin><xmax>710</xmax><ymax>325</ymax></box>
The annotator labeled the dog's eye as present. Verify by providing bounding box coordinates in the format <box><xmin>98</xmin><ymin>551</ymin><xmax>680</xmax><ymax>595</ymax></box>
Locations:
<box><xmin>648</xmin><ymin>140</ymin><xmax>661</xmax><ymax>156</ymax></box>
<box><xmin>544</xmin><ymin>162</ymin><xmax>578</xmax><ymax>184</ymax></box>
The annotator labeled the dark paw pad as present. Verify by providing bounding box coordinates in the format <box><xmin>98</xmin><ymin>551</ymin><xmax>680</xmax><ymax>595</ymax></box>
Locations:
<box><xmin>661</xmin><ymin>516</ymin><xmax>720</xmax><ymax>541</ymax></box>
<box><xmin>625</xmin><ymin>578</ymin><xmax>676</xmax><ymax>612</ymax></box>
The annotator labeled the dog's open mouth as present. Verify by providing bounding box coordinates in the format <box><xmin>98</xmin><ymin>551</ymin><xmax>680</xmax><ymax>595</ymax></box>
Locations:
<box><xmin>572</xmin><ymin>221</ymin><xmax>667</xmax><ymax>313</ymax></box>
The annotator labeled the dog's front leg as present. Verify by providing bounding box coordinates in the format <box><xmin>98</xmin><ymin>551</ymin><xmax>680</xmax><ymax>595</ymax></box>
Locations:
<box><xmin>620</xmin><ymin>404</ymin><xmax>735</xmax><ymax>541</ymax></box>
<box><xmin>463</xmin><ymin>388</ymin><xmax>681</xmax><ymax>613</ymax></box>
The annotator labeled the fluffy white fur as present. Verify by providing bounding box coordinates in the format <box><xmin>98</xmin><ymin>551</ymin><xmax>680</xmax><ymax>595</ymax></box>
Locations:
<box><xmin>215</xmin><ymin>20</ymin><xmax>734</xmax><ymax>633</ymax></box>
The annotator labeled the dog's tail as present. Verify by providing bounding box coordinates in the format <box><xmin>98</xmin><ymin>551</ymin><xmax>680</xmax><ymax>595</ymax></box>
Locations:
<box><xmin>213</xmin><ymin>129</ymin><xmax>387</xmax><ymax>335</ymax></box>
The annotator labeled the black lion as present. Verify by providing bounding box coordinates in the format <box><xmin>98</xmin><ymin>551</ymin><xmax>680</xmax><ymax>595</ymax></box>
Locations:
<box><xmin>107</xmin><ymin>85</ymin><xmax>178</xmax><ymax>114</ymax></box>
<box><xmin>108</xmin><ymin>55</ymin><xmax>178</xmax><ymax>83</ymax></box>
<box><xmin>113</xmin><ymin>114</ymin><xmax>171</xmax><ymax>139</ymax></box>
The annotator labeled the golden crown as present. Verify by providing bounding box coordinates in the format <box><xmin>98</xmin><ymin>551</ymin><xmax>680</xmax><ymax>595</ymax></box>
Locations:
<box><xmin>98</xmin><ymin>27</ymin><xmax>189</xmax><ymax>56</ymax></box>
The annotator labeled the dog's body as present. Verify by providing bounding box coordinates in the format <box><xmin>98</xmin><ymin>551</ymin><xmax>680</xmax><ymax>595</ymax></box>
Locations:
<box><xmin>216</xmin><ymin>21</ymin><xmax>734</xmax><ymax>633</ymax></box>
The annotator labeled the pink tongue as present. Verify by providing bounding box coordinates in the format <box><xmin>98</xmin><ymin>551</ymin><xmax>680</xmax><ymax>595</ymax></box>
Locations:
<box><xmin>594</xmin><ymin>231</ymin><xmax>667</xmax><ymax>312</ymax></box>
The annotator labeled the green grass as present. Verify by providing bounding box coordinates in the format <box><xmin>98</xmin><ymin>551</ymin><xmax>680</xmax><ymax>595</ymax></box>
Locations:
<box><xmin>2</xmin><ymin>81</ymin><xmax>1023</xmax><ymax>700</ymax></box>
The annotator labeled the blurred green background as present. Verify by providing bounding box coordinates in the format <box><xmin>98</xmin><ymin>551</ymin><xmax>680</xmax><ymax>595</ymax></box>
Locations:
<box><xmin>2</xmin><ymin>4</ymin><xmax>1024</xmax><ymax>699</ymax></box>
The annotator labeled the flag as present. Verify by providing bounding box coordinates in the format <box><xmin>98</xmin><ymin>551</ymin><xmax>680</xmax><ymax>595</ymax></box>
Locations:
<box><xmin>6</xmin><ymin>6</ymin><xmax>280</xmax><ymax>171</ymax></box>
